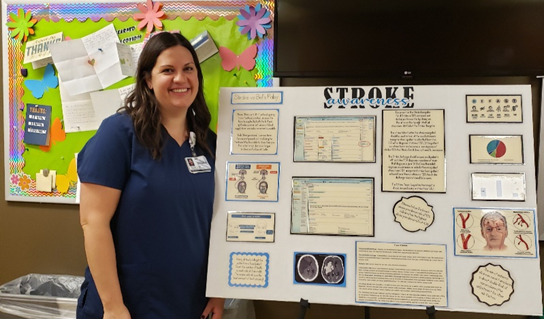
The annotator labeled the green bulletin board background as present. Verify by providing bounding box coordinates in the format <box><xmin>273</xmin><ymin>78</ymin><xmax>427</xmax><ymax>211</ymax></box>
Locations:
<box><xmin>3</xmin><ymin>0</ymin><xmax>274</xmax><ymax>203</ymax></box>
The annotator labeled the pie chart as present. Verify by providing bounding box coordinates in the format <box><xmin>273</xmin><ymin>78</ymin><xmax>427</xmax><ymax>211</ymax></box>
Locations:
<box><xmin>487</xmin><ymin>140</ymin><xmax>506</xmax><ymax>158</ymax></box>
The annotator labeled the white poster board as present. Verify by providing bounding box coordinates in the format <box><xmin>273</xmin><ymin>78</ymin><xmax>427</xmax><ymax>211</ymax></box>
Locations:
<box><xmin>207</xmin><ymin>85</ymin><xmax>541</xmax><ymax>316</ymax></box>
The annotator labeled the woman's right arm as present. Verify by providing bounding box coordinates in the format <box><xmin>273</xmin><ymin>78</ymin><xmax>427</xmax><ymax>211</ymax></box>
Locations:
<box><xmin>80</xmin><ymin>182</ymin><xmax>131</xmax><ymax>319</ymax></box>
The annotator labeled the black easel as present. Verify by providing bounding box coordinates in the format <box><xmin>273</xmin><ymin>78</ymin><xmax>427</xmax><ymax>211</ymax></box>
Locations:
<box><xmin>425</xmin><ymin>306</ymin><xmax>436</xmax><ymax>319</ymax></box>
<box><xmin>298</xmin><ymin>298</ymin><xmax>310</xmax><ymax>319</ymax></box>
<box><xmin>364</xmin><ymin>306</ymin><xmax>370</xmax><ymax>319</ymax></box>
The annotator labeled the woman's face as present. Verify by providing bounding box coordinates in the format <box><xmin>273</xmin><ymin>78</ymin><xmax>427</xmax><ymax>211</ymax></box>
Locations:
<box><xmin>146</xmin><ymin>45</ymin><xmax>199</xmax><ymax>115</ymax></box>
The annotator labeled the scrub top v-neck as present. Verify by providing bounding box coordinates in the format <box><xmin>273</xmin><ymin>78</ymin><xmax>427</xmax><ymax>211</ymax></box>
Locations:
<box><xmin>76</xmin><ymin>112</ymin><xmax>216</xmax><ymax>319</ymax></box>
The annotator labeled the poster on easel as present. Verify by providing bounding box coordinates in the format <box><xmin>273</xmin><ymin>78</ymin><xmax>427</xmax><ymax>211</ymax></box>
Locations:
<box><xmin>207</xmin><ymin>85</ymin><xmax>541</xmax><ymax>316</ymax></box>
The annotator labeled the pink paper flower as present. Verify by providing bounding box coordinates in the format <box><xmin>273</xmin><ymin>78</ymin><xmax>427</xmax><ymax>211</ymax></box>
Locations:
<box><xmin>134</xmin><ymin>0</ymin><xmax>165</xmax><ymax>34</ymax></box>
<box><xmin>10</xmin><ymin>174</ymin><xmax>20</xmax><ymax>185</ymax></box>
<box><xmin>236</xmin><ymin>4</ymin><xmax>271</xmax><ymax>40</ymax></box>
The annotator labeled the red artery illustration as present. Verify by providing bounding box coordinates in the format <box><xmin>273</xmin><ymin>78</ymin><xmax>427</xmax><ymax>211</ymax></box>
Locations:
<box><xmin>461</xmin><ymin>234</ymin><xmax>472</xmax><ymax>249</ymax></box>
<box><xmin>459</xmin><ymin>213</ymin><xmax>471</xmax><ymax>228</ymax></box>
<box><xmin>513</xmin><ymin>214</ymin><xmax>529</xmax><ymax>228</ymax></box>
<box><xmin>516</xmin><ymin>235</ymin><xmax>529</xmax><ymax>250</ymax></box>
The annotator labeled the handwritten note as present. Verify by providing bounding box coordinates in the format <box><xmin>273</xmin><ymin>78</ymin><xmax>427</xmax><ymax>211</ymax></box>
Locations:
<box><xmin>49</xmin><ymin>24</ymin><xmax>134</xmax><ymax>96</ymax></box>
<box><xmin>88</xmin><ymin>42</ymin><xmax>135</xmax><ymax>88</ymax></box>
<box><xmin>470</xmin><ymin>263</ymin><xmax>514</xmax><ymax>306</ymax></box>
<box><xmin>62</xmin><ymin>100</ymin><xmax>98</xmax><ymax>132</ymax></box>
<box><xmin>49</xmin><ymin>39</ymin><xmax>102</xmax><ymax>95</ymax></box>
<box><xmin>81</xmin><ymin>24</ymin><xmax>119</xmax><ymax>52</ymax></box>
<box><xmin>228</xmin><ymin>252</ymin><xmax>269</xmax><ymax>288</ymax></box>
<box><xmin>89</xmin><ymin>85</ymin><xmax>135</xmax><ymax>126</ymax></box>
<box><xmin>393</xmin><ymin>196</ymin><xmax>434</xmax><ymax>232</ymax></box>
<box><xmin>231</xmin><ymin>110</ymin><xmax>279</xmax><ymax>155</ymax></box>
<box><xmin>130</xmin><ymin>42</ymin><xmax>144</xmax><ymax>69</ymax></box>
<box><xmin>60</xmin><ymin>80</ymin><xmax>133</xmax><ymax>132</ymax></box>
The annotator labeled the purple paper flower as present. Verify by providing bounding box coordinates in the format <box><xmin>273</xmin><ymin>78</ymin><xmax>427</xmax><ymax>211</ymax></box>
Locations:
<box><xmin>236</xmin><ymin>4</ymin><xmax>271</xmax><ymax>40</ymax></box>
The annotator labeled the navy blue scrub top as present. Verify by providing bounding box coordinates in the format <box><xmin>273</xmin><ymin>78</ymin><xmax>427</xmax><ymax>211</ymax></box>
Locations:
<box><xmin>76</xmin><ymin>112</ymin><xmax>216</xmax><ymax>319</ymax></box>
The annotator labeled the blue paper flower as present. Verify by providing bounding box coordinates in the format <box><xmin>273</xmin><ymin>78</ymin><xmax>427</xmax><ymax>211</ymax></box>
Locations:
<box><xmin>236</xmin><ymin>4</ymin><xmax>271</xmax><ymax>40</ymax></box>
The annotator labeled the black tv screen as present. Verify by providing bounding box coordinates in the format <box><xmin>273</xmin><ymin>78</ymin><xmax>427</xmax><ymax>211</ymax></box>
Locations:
<box><xmin>274</xmin><ymin>0</ymin><xmax>544</xmax><ymax>78</ymax></box>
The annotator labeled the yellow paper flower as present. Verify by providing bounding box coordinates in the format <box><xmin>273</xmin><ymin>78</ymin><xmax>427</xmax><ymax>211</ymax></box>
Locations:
<box><xmin>6</xmin><ymin>8</ymin><xmax>37</xmax><ymax>43</ymax></box>
<box><xmin>18</xmin><ymin>174</ymin><xmax>31</xmax><ymax>190</ymax></box>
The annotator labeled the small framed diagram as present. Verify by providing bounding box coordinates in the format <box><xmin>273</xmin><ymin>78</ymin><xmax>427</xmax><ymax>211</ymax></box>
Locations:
<box><xmin>471</xmin><ymin>172</ymin><xmax>526</xmax><ymax>201</ymax></box>
<box><xmin>466</xmin><ymin>95</ymin><xmax>522</xmax><ymax>123</ymax></box>
<box><xmin>453</xmin><ymin>207</ymin><xmax>537</xmax><ymax>258</ymax></box>
<box><xmin>469</xmin><ymin>135</ymin><xmax>524</xmax><ymax>164</ymax></box>
<box><xmin>226</xmin><ymin>212</ymin><xmax>275</xmax><ymax>243</ymax></box>
<box><xmin>225</xmin><ymin>162</ymin><xmax>280</xmax><ymax>202</ymax></box>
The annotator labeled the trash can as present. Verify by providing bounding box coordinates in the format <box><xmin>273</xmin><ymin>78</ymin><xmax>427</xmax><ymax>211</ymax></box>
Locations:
<box><xmin>0</xmin><ymin>274</ymin><xmax>83</xmax><ymax>319</ymax></box>
<box><xmin>223</xmin><ymin>299</ymin><xmax>256</xmax><ymax>319</ymax></box>
<box><xmin>0</xmin><ymin>274</ymin><xmax>254</xmax><ymax>319</ymax></box>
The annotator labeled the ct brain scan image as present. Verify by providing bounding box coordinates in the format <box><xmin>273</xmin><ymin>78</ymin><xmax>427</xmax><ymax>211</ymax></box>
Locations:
<box><xmin>297</xmin><ymin>254</ymin><xmax>318</xmax><ymax>282</ymax></box>
<box><xmin>321</xmin><ymin>255</ymin><xmax>344</xmax><ymax>284</ymax></box>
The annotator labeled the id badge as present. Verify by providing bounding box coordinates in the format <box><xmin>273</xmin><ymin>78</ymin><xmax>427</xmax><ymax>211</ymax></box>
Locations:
<box><xmin>185</xmin><ymin>156</ymin><xmax>211</xmax><ymax>174</ymax></box>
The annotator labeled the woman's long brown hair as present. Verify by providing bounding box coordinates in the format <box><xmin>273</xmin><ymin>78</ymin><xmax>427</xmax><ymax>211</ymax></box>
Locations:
<box><xmin>120</xmin><ymin>32</ymin><xmax>212</xmax><ymax>160</ymax></box>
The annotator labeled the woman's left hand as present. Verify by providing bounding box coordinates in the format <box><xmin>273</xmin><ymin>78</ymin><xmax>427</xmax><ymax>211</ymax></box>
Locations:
<box><xmin>201</xmin><ymin>298</ymin><xmax>225</xmax><ymax>319</ymax></box>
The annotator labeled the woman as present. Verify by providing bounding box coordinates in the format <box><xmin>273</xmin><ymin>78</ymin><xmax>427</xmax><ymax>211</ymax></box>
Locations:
<box><xmin>76</xmin><ymin>32</ymin><xmax>224</xmax><ymax>319</ymax></box>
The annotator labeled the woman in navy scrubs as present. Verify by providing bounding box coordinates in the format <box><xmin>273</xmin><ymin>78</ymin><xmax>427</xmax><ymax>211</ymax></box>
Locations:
<box><xmin>76</xmin><ymin>32</ymin><xmax>224</xmax><ymax>319</ymax></box>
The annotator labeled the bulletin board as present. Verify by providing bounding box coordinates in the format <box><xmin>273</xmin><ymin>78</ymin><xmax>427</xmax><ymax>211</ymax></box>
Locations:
<box><xmin>2</xmin><ymin>0</ymin><xmax>274</xmax><ymax>203</ymax></box>
<box><xmin>207</xmin><ymin>85</ymin><xmax>542</xmax><ymax>316</ymax></box>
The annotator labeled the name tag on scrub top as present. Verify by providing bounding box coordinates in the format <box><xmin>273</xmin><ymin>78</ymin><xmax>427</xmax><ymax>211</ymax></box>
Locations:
<box><xmin>185</xmin><ymin>156</ymin><xmax>211</xmax><ymax>174</ymax></box>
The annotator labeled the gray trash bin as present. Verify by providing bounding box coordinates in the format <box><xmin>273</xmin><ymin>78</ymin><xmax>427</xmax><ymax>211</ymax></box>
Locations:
<box><xmin>0</xmin><ymin>274</ymin><xmax>83</xmax><ymax>319</ymax></box>
<box><xmin>0</xmin><ymin>274</ymin><xmax>255</xmax><ymax>319</ymax></box>
<box><xmin>223</xmin><ymin>299</ymin><xmax>256</xmax><ymax>319</ymax></box>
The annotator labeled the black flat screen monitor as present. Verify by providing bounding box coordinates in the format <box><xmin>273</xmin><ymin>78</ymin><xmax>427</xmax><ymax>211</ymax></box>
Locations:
<box><xmin>273</xmin><ymin>0</ymin><xmax>544</xmax><ymax>78</ymax></box>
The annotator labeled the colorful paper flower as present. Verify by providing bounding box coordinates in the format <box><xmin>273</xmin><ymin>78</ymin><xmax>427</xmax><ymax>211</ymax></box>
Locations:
<box><xmin>236</xmin><ymin>4</ymin><xmax>271</xmax><ymax>40</ymax></box>
<box><xmin>6</xmin><ymin>8</ymin><xmax>37</xmax><ymax>43</ymax></box>
<box><xmin>133</xmin><ymin>0</ymin><xmax>166</xmax><ymax>34</ymax></box>
<box><xmin>18</xmin><ymin>175</ymin><xmax>31</xmax><ymax>190</ymax></box>
<box><xmin>10</xmin><ymin>174</ymin><xmax>20</xmax><ymax>185</ymax></box>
